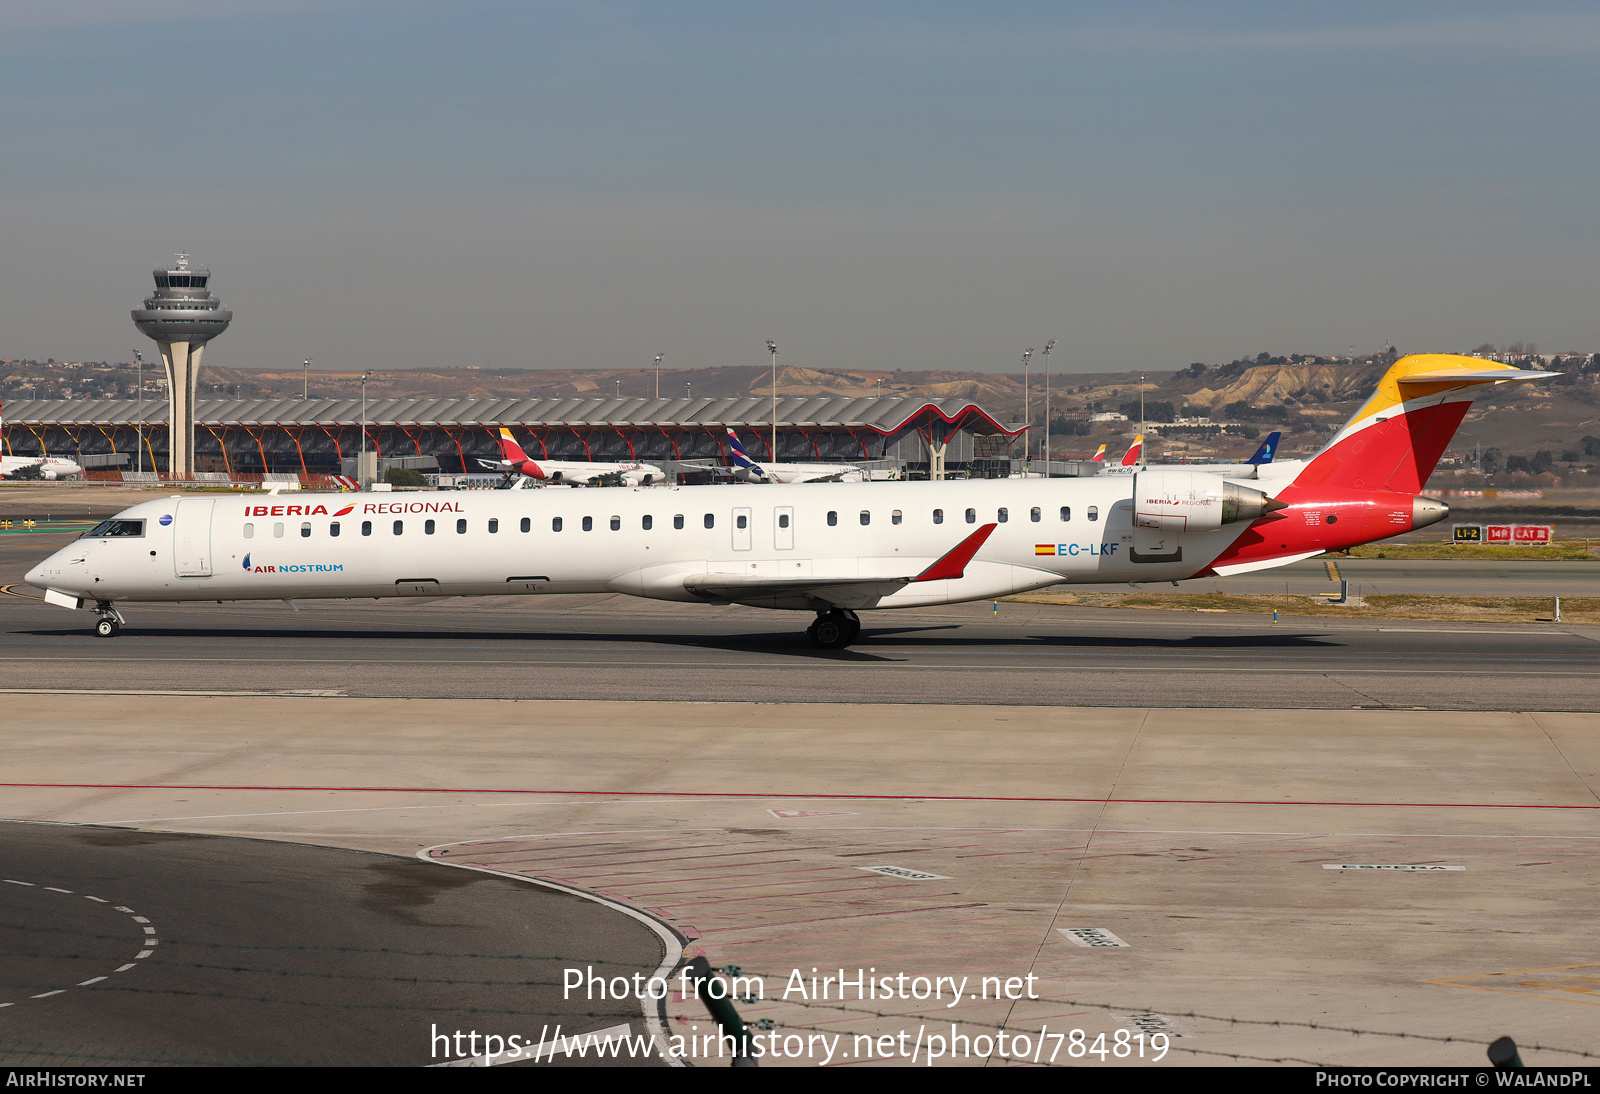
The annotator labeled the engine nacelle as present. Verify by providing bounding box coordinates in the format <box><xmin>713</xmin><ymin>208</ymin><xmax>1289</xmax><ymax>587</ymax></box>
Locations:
<box><xmin>1131</xmin><ymin>471</ymin><xmax>1281</xmax><ymax>561</ymax></box>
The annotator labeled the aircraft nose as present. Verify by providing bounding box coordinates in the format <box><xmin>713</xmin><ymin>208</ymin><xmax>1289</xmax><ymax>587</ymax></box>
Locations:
<box><xmin>24</xmin><ymin>547</ymin><xmax>74</xmax><ymax>591</ymax></box>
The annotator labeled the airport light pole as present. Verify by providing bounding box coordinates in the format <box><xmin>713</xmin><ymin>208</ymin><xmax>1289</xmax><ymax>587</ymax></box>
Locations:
<box><xmin>303</xmin><ymin>357</ymin><xmax>312</xmax><ymax>400</ymax></box>
<box><xmin>1042</xmin><ymin>339</ymin><xmax>1056</xmax><ymax>476</ymax></box>
<box><xmin>766</xmin><ymin>340</ymin><xmax>778</xmax><ymax>461</ymax></box>
<box><xmin>133</xmin><ymin>349</ymin><xmax>144</xmax><ymax>473</ymax></box>
<box><xmin>654</xmin><ymin>353</ymin><xmax>664</xmax><ymax>399</ymax></box>
<box><xmin>1022</xmin><ymin>348</ymin><xmax>1033</xmax><ymax>469</ymax></box>
<box><xmin>1139</xmin><ymin>373</ymin><xmax>1146</xmax><ymax>434</ymax></box>
<box><xmin>360</xmin><ymin>371</ymin><xmax>373</xmax><ymax>488</ymax></box>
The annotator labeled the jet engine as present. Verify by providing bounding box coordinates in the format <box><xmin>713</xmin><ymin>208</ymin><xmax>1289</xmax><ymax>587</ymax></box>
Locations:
<box><xmin>1131</xmin><ymin>470</ymin><xmax>1283</xmax><ymax>561</ymax></box>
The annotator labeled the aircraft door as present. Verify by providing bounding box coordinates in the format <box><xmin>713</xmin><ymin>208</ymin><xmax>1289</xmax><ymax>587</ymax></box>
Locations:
<box><xmin>172</xmin><ymin>499</ymin><xmax>215</xmax><ymax>577</ymax></box>
<box><xmin>732</xmin><ymin>507</ymin><xmax>753</xmax><ymax>551</ymax></box>
<box><xmin>774</xmin><ymin>506</ymin><xmax>794</xmax><ymax>550</ymax></box>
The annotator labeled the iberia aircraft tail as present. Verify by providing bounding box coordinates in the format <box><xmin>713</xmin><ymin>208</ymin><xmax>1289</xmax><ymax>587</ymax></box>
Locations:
<box><xmin>1202</xmin><ymin>354</ymin><xmax>1555</xmax><ymax>577</ymax></box>
<box><xmin>1091</xmin><ymin>444</ymin><xmax>1107</xmax><ymax>463</ymax></box>
<box><xmin>1119</xmin><ymin>435</ymin><xmax>1144</xmax><ymax>467</ymax></box>
<box><xmin>497</xmin><ymin>427</ymin><xmax>530</xmax><ymax>464</ymax></box>
<box><xmin>495</xmin><ymin>428</ymin><xmax>544</xmax><ymax>478</ymax></box>
<box><xmin>1290</xmin><ymin>354</ymin><xmax>1552</xmax><ymax>494</ymax></box>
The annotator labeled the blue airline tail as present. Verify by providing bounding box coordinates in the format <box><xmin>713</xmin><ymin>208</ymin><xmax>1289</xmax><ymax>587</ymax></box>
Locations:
<box><xmin>724</xmin><ymin>428</ymin><xmax>765</xmax><ymax>475</ymax></box>
<box><xmin>1245</xmin><ymin>431</ymin><xmax>1281</xmax><ymax>465</ymax></box>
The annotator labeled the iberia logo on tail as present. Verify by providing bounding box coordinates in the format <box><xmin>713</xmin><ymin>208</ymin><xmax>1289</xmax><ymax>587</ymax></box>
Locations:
<box><xmin>1203</xmin><ymin>353</ymin><xmax>1554</xmax><ymax>575</ymax></box>
<box><xmin>497</xmin><ymin>427</ymin><xmax>544</xmax><ymax>478</ymax></box>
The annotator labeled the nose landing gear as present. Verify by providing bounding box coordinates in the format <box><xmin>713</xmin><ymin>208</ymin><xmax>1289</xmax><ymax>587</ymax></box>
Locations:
<box><xmin>92</xmin><ymin>602</ymin><xmax>125</xmax><ymax>638</ymax></box>
<box><xmin>806</xmin><ymin>608</ymin><xmax>860</xmax><ymax>650</ymax></box>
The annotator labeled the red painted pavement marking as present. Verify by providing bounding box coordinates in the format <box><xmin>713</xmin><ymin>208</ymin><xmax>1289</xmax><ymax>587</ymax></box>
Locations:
<box><xmin>14</xmin><ymin>780</ymin><xmax>1597</xmax><ymax>810</ymax></box>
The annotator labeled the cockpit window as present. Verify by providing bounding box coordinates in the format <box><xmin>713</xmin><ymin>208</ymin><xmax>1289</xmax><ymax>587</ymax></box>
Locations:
<box><xmin>84</xmin><ymin>519</ymin><xmax>144</xmax><ymax>538</ymax></box>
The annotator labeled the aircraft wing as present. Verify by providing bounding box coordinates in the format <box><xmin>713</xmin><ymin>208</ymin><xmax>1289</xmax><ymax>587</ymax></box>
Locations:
<box><xmin>680</xmin><ymin>523</ymin><xmax>997</xmax><ymax>608</ymax></box>
<box><xmin>682</xmin><ymin>573</ymin><xmax>908</xmax><ymax>607</ymax></box>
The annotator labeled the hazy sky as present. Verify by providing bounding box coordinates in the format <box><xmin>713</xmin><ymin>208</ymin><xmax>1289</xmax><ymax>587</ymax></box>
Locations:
<box><xmin>2</xmin><ymin>1</ymin><xmax>1598</xmax><ymax>374</ymax></box>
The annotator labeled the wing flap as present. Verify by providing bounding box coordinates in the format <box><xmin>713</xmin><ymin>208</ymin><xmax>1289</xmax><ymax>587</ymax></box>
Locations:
<box><xmin>682</xmin><ymin>573</ymin><xmax>909</xmax><ymax>606</ymax></box>
<box><xmin>680</xmin><ymin>523</ymin><xmax>1000</xmax><ymax>605</ymax></box>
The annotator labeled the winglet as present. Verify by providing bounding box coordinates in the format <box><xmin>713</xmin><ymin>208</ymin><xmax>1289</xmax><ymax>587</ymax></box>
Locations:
<box><xmin>914</xmin><ymin>523</ymin><xmax>998</xmax><ymax>582</ymax></box>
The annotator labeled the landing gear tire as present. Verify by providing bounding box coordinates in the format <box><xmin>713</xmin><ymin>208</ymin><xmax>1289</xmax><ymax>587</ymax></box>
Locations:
<box><xmin>807</xmin><ymin>609</ymin><xmax>860</xmax><ymax>650</ymax></box>
<box><xmin>94</xmin><ymin>617</ymin><xmax>119</xmax><ymax>638</ymax></box>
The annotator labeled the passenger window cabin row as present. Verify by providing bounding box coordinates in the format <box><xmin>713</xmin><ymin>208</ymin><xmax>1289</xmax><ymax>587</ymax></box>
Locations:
<box><xmin>242</xmin><ymin>513</ymin><xmax>712</xmax><ymax>538</ymax></box>
<box><xmin>240</xmin><ymin>504</ymin><xmax>1100</xmax><ymax>540</ymax></box>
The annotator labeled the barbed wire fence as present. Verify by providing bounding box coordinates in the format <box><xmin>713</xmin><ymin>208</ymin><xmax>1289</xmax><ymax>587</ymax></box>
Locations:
<box><xmin>1</xmin><ymin>923</ymin><xmax>1593</xmax><ymax>1067</ymax></box>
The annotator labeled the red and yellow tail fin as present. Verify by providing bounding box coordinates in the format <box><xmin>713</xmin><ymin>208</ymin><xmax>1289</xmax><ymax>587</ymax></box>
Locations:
<box><xmin>1294</xmin><ymin>354</ymin><xmax>1553</xmax><ymax>493</ymax></box>
<box><xmin>497</xmin><ymin>427</ymin><xmax>531</xmax><ymax>464</ymax></box>
<box><xmin>1091</xmin><ymin>443</ymin><xmax>1107</xmax><ymax>463</ymax></box>
<box><xmin>1120</xmin><ymin>435</ymin><xmax>1144</xmax><ymax>467</ymax></box>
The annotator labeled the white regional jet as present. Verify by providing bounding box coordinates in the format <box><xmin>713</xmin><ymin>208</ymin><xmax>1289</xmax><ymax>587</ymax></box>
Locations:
<box><xmin>26</xmin><ymin>355</ymin><xmax>1541</xmax><ymax>648</ymax></box>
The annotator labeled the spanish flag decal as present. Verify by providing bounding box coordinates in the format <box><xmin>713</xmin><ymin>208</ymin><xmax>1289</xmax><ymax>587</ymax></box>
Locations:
<box><xmin>1035</xmin><ymin>544</ymin><xmax>1057</xmax><ymax>556</ymax></box>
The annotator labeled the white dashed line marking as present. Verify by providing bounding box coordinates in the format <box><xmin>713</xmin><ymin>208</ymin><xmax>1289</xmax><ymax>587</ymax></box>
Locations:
<box><xmin>1</xmin><ymin>881</ymin><xmax>156</xmax><ymax>1008</ymax></box>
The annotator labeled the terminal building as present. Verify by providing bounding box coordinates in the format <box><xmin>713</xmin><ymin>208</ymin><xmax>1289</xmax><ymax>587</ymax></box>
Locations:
<box><xmin>1</xmin><ymin>394</ymin><xmax>1021</xmax><ymax>480</ymax></box>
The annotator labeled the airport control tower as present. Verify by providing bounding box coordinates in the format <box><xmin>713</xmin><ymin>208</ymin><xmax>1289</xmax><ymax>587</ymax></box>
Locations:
<box><xmin>131</xmin><ymin>254</ymin><xmax>233</xmax><ymax>475</ymax></box>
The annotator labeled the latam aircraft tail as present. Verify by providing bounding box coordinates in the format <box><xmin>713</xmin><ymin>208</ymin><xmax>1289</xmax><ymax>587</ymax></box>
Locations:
<box><xmin>725</xmin><ymin>429</ymin><xmax>766</xmax><ymax>476</ymax></box>
<box><xmin>1292</xmin><ymin>354</ymin><xmax>1553</xmax><ymax>493</ymax></box>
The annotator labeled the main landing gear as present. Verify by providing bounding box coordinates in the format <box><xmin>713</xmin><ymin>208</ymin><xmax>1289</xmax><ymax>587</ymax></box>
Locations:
<box><xmin>92</xmin><ymin>603</ymin><xmax>126</xmax><ymax>639</ymax></box>
<box><xmin>807</xmin><ymin>609</ymin><xmax>860</xmax><ymax>650</ymax></box>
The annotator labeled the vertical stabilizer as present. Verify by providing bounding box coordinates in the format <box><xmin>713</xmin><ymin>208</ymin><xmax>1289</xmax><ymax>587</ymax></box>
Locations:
<box><xmin>497</xmin><ymin>427</ymin><xmax>531</xmax><ymax>464</ymax></box>
<box><xmin>1293</xmin><ymin>354</ymin><xmax>1553</xmax><ymax>493</ymax></box>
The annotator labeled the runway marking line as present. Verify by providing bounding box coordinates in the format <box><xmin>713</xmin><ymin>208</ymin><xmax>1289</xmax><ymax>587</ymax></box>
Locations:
<box><xmin>1379</xmin><ymin>629</ymin><xmax>1573</xmax><ymax>636</ymax></box>
<box><xmin>8</xmin><ymin>780</ymin><xmax>1599</xmax><ymax>810</ymax></box>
